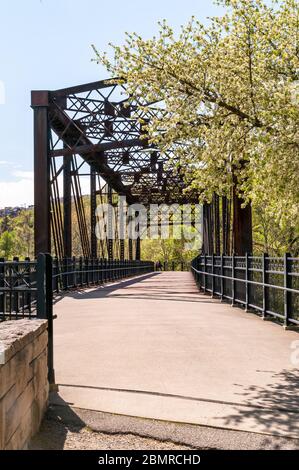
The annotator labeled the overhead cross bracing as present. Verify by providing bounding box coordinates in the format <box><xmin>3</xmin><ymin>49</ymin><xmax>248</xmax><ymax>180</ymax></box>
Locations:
<box><xmin>48</xmin><ymin>78</ymin><xmax>198</xmax><ymax>205</ymax></box>
<box><xmin>31</xmin><ymin>78</ymin><xmax>200</xmax><ymax>259</ymax></box>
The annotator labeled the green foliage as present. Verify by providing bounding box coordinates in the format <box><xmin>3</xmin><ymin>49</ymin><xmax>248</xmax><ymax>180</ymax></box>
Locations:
<box><xmin>0</xmin><ymin>209</ymin><xmax>34</xmax><ymax>259</ymax></box>
<box><xmin>94</xmin><ymin>0</ymin><xmax>299</xmax><ymax>255</ymax></box>
<box><xmin>0</xmin><ymin>231</ymin><xmax>16</xmax><ymax>259</ymax></box>
<box><xmin>141</xmin><ymin>225</ymin><xmax>201</xmax><ymax>263</ymax></box>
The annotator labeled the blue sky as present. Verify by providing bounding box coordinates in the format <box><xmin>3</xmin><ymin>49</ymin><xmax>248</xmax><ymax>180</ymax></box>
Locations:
<box><xmin>0</xmin><ymin>0</ymin><xmax>222</xmax><ymax>208</ymax></box>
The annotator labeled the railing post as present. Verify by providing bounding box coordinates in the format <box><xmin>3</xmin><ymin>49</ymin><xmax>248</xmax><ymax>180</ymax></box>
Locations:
<box><xmin>37</xmin><ymin>254</ymin><xmax>46</xmax><ymax>318</ymax></box>
<box><xmin>193</xmin><ymin>258</ymin><xmax>198</xmax><ymax>286</ymax></box>
<box><xmin>54</xmin><ymin>258</ymin><xmax>59</xmax><ymax>293</ymax></box>
<box><xmin>45</xmin><ymin>254</ymin><xmax>55</xmax><ymax>387</ymax></box>
<box><xmin>284</xmin><ymin>253</ymin><xmax>291</xmax><ymax>328</ymax></box>
<box><xmin>262</xmin><ymin>253</ymin><xmax>269</xmax><ymax>320</ymax></box>
<box><xmin>114</xmin><ymin>259</ymin><xmax>117</xmax><ymax>281</ymax></box>
<box><xmin>85</xmin><ymin>258</ymin><xmax>89</xmax><ymax>287</ymax></box>
<box><xmin>231</xmin><ymin>253</ymin><xmax>235</xmax><ymax>306</ymax></box>
<box><xmin>118</xmin><ymin>259</ymin><xmax>121</xmax><ymax>280</ymax></box>
<box><xmin>90</xmin><ymin>257</ymin><xmax>94</xmax><ymax>285</ymax></box>
<box><xmin>103</xmin><ymin>259</ymin><xmax>107</xmax><ymax>283</ymax></box>
<box><xmin>36</xmin><ymin>253</ymin><xmax>55</xmax><ymax>387</ymax></box>
<box><xmin>72</xmin><ymin>257</ymin><xmax>77</xmax><ymax>288</ymax></box>
<box><xmin>95</xmin><ymin>258</ymin><xmax>99</xmax><ymax>284</ymax></box>
<box><xmin>211</xmin><ymin>254</ymin><xmax>215</xmax><ymax>297</ymax></box>
<box><xmin>198</xmin><ymin>257</ymin><xmax>201</xmax><ymax>288</ymax></box>
<box><xmin>79</xmin><ymin>256</ymin><xmax>83</xmax><ymax>287</ymax></box>
<box><xmin>203</xmin><ymin>254</ymin><xmax>207</xmax><ymax>293</ymax></box>
<box><xmin>220</xmin><ymin>254</ymin><xmax>224</xmax><ymax>301</ymax></box>
<box><xmin>99</xmin><ymin>259</ymin><xmax>103</xmax><ymax>284</ymax></box>
<box><xmin>245</xmin><ymin>253</ymin><xmax>249</xmax><ymax>312</ymax></box>
<box><xmin>110</xmin><ymin>259</ymin><xmax>114</xmax><ymax>281</ymax></box>
<box><xmin>62</xmin><ymin>257</ymin><xmax>67</xmax><ymax>290</ymax></box>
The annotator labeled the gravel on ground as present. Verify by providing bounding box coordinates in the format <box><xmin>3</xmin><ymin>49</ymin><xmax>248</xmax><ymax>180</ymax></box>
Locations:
<box><xmin>29</xmin><ymin>405</ymin><xmax>299</xmax><ymax>451</ymax></box>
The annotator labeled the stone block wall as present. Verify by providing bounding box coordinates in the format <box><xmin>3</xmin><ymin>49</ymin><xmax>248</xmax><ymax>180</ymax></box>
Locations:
<box><xmin>0</xmin><ymin>320</ymin><xmax>48</xmax><ymax>450</ymax></box>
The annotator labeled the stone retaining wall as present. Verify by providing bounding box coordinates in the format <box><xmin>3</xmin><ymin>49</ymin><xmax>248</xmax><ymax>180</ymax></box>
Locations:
<box><xmin>0</xmin><ymin>320</ymin><xmax>48</xmax><ymax>450</ymax></box>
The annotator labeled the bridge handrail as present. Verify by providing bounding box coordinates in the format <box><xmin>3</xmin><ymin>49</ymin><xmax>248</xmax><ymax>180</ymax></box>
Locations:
<box><xmin>191</xmin><ymin>254</ymin><xmax>299</xmax><ymax>328</ymax></box>
<box><xmin>0</xmin><ymin>256</ymin><xmax>155</xmax><ymax>321</ymax></box>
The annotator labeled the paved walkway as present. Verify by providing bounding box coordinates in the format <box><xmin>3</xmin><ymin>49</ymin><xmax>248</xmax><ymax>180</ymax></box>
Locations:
<box><xmin>52</xmin><ymin>272</ymin><xmax>299</xmax><ymax>439</ymax></box>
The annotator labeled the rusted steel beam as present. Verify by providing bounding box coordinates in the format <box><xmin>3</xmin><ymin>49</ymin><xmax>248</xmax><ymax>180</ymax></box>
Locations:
<box><xmin>53</xmin><ymin>78</ymin><xmax>119</xmax><ymax>96</ymax></box>
<box><xmin>63</xmin><ymin>154</ymin><xmax>72</xmax><ymax>258</ymax></box>
<box><xmin>50</xmin><ymin>139</ymin><xmax>147</xmax><ymax>158</ymax></box>
<box><xmin>90</xmin><ymin>165</ymin><xmax>97</xmax><ymax>258</ymax></box>
<box><xmin>136</xmin><ymin>237</ymin><xmax>141</xmax><ymax>261</ymax></box>
<box><xmin>128</xmin><ymin>239</ymin><xmax>133</xmax><ymax>261</ymax></box>
<box><xmin>233</xmin><ymin>190</ymin><xmax>252</xmax><ymax>256</ymax></box>
<box><xmin>31</xmin><ymin>91</ymin><xmax>51</xmax><ymax>256</ymax></box>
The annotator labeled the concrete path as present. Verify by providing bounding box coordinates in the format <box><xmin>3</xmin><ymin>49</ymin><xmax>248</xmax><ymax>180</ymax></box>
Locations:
<box><xmin>52</xmin><ymin>272</ymin><xmax>299</xmax><ymax>439</ymax></box>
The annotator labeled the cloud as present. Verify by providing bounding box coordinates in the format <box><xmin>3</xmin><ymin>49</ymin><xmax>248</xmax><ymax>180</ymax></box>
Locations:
<box><xmin>12</xmin><ymin>170</ymin><xmax>34</xmax><ymax>179</ymax></box>
<box><xmin>0</xmin><ymin>171</ymin><xmax>91</xmax><ymax>209</ymax></box>
<box><xmin>0</xmin><ymin>176</ymin><xmax>34</xmax><ymax>208</ymax></box>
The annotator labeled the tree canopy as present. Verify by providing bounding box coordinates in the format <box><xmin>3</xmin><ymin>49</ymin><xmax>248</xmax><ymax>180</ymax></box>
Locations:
<box><xmin>94</xmin><ymin>0</ymin><xmax>299</xmax><ymax>232</ymax></box>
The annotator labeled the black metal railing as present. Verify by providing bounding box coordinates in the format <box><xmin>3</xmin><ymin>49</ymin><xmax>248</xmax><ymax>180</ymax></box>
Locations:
<box><xmin>0</xmin><ymin>254</ymin><xmax>154</xmax><ymax>385</ymax></box>
<box><xmin>0</xmin><ymin>256</ymin><xmax>155</xmax><ymax>320</ymax></box>
<box><xmin>162</xmin><ymin>260</ymin><xmax>191</xmax><ymax>272</ymax></box>
<box><xmin>191</xmin><ymin>254</ymin><xmax>299</xmax><ymax>328</ymax></box>
<box><xmin>52</xmin><ymin>257</ymin><xmax>154</xmax><ymax>293</ymax></box>
<box><xmin>0</xmin><ymin>256</ymin><xmax>39</xmax><ymax>321</ymax></box>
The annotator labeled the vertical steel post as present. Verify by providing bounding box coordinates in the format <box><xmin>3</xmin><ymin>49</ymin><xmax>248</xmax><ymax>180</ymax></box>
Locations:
<box><xmin>245</xmin><ymin>253</ymin><xmax>249</xmax><ymax>312</ymax></box>
<box><xmin>136</xmin><ymin>237</ymin><xmax>141</xmax><ymax>261</ymax></box>
<box><xmin>32</xmin><ymin>91</ymin><xmax>51</xmax><ymax>256</ymax></box>
<box><xmin>220</xmin><ymin>254</ymin><xmax>224</xmax><ymax>301</ymax></box>
<box><xmin>120</xmin><ymin>240</ymin><xmax>125</xmax><ymax>261</ymax></box>
<box><xmin>214</xmin><ymin>195</ymin><xmax>220</xmax><ymax>255</ymax></box>
<box><xmin>63</xmin><ymin>154</ymin><xmax>72</xmax><ymax>258</ymax></box>
<box><xmin>233</xmin><ymin>189</ymin><xmax>252</xmax><ymax>256</ymax></box>
<box><xmin>222</xmin><ymin>196</ymin><xmax>228</xmax><ymax>255</ymax></box>
<box><xmin>211</xmin><ymin>254</ymin><xmax>215</xmax><ymax>297</ymax></box>
<box><xmin>36</xmin><ymin>253</ymin><xmax>55</xmax><ymax>387</ymax></box>
<box><xmin>107</xmin><ymin>186</ymin><xmax>114</xmax><ymax>261</ymax></box>
<box><xmin>45</xmin><ymin>253</ymin><xmax>55</xmax><ymax>387</ymax></box>
<box><xmin>231</xmin><ymin>253</ymin><xmax>235</xmax><ymax>306</ymax></box>
<box><xmin>128</xmin><ymin>239</ymin><xmax>133</xmax><ymax>261</ymax></box>
<box><xmin>203</xmin><ymin>254</ymin><xmax>207</xmax><ymax>293</ymax></box>
<box><xmin>90</xmin><ymin>165</ymin><xmax>97</xmax><ymax>258</ymax></box>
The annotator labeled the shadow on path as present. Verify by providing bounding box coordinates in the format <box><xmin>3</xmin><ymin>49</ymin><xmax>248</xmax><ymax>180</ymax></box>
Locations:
<box><xmin>52</xmin><ymin>272</ymin><xmax>161</xmax><ymax>305</ymax></box>
<box><xmin>220</xmin><ymin>369</ymin><xmax>299</xmax><ymax>436</ymax></box>
<box><xmin>55</xmin><ymin>272</ymin><xmax>216</xmax><ymax>304</ymax></box>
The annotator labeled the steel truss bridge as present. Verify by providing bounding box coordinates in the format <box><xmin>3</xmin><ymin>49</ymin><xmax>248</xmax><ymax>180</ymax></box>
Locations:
<box><xmin>31</xmin><ymin>78</ymin><xmax>252</xmax><ymax>260</ymax></box>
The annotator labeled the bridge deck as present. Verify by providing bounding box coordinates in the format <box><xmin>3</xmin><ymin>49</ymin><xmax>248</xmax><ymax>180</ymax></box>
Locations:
<box><xmin>52</xmin><ymin>272</ymin><xmax>299</xmax><ymax>438</ymax></box>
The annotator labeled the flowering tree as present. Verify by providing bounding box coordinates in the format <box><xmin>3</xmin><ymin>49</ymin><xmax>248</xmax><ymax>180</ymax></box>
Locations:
<box><xmin>94</xmin><ymin>0</ymin><xmax>299</xmax><ymax>253</ymax></box>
